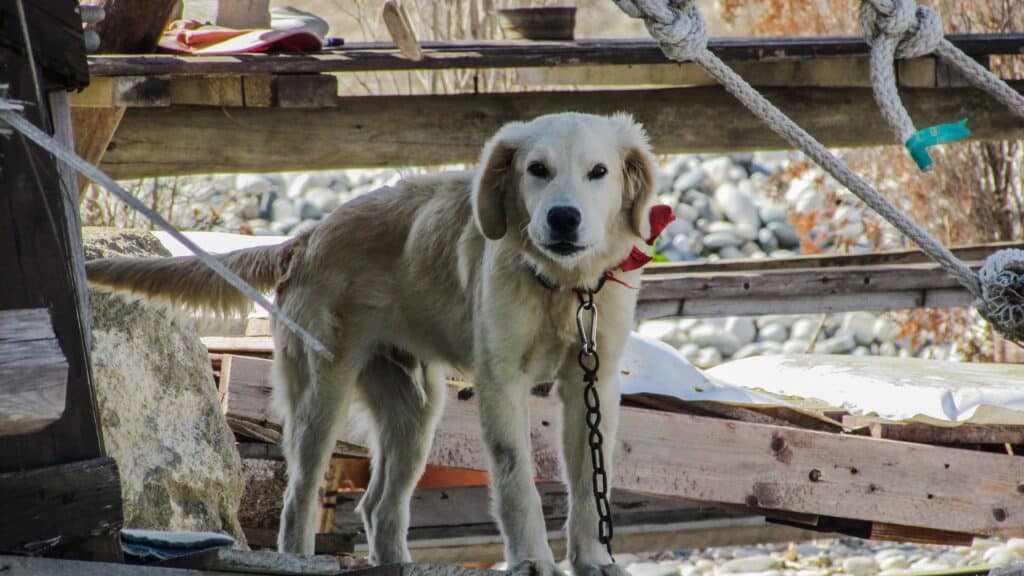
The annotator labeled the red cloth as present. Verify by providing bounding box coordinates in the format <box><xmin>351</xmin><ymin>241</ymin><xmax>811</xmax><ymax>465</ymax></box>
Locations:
<box><xmin>615</xmin><ymin>204</ymin><xmax>676</xmax><ymax>273</ymax></box>
<box><xmin>158</xmin><ymin>19</ymin><xmax>324</xmax><ymax>55</ymax></box>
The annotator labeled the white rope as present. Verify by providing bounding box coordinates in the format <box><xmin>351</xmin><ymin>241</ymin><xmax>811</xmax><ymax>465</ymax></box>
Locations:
<box><xmin>858</xmin><ymin>0</ymin><xmax>1024</xmax><ymax>170</ymax></box>
<box><xmin>611</xmin><ymin>0</ymin><xmax>1024</xmax><ymax>342</ymax></box>
<box><xmin>0</xmin><ymin>107</ymin><xmax>336</xmax><ymax>361</ymax></box>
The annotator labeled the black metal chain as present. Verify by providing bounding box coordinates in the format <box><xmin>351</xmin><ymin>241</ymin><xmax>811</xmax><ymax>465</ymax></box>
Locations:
<box><xmin>575</xmin><ymin>289</ymin><xmax>614</xmax><ymax>559</ymax></box>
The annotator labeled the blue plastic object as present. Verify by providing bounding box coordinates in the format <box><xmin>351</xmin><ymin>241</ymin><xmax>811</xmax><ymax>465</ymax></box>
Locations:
<box><xmin>904</xmin><ymin>119</ymin><xmax>971</xmax><ymax>171</ymax></box>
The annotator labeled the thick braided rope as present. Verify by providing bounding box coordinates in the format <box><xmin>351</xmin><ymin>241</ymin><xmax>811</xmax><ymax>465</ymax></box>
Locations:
<box><xmin>934</xmin><ymin>38</ymin><xmax>1024</xmax><ymax>120</ymax></box>
<box><xmin>610</xmin><ymin>0</ymin><xmax>1024</xmax><ymax>340</ymax></box>
<box><xmin>610</xmin><ymin>1</ymin><xmax>983</xmax><ymax>298</ymax></box>
<box><xmin>859</xmin><ymin>0</ymin><xmax>944</xmax><ymax>142</ymax></box>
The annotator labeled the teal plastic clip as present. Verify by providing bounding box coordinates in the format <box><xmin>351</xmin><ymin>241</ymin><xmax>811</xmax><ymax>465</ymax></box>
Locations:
<box><xmin>904</xmin><ymin>119</ymin><xmax>971</xmax><ymax>171</ymax></box>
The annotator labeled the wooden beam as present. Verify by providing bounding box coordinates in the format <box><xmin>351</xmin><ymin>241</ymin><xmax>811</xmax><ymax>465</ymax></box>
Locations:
<box><xmin>515</xmin><ymin>57</ymin><xmax>935</xmax><ymax>88</ymax></box>
<box><xmin>103</xmin><ymin>82</ymin><xmax>1024</xmax><ymax>178</ymax></box>
<box><xmin>221</xmin><ymin>355</ymin><xmax>1024</xmax><ymax>539</ymax></box>
<box><xmin>0</xmin><ymin>308</ymin><xmax>67</xmax><ymax>436</ymax></box>
<box><xmin>843</xmin><ymin>416</ymin><xmax>1024</xmax><ymax>445</ymax></box>
<box><xmin>70</xmin><ymin>75</ymin><xmax>171</xmax><ymax>107</ymax></box>
<box><xmin>0</xmin><ymin>25</ymin><xmax>121</xmax><ymax>559</ymax></box>
<box><xmin>0</xmin><ymin>457</ymin><xmax>122</xmax><ymax>554</ymax></box>
<box><xmin>86</xmin><ymin>33</ymin><xmax>1024</xmax><ymax>77</ymax></box>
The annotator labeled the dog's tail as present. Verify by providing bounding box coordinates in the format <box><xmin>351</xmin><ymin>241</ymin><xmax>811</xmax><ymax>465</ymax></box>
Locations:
<box><xmin>86</xmin><ymin>243</ymin><xmax>285</xmax><ymax>315</ymax></box>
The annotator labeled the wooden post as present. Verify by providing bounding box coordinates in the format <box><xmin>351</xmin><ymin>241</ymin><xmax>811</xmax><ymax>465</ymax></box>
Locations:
<box><xmin>0</xmin><ymin>0</ymin><xmax>122</xmax><ymax>560</ymax></box>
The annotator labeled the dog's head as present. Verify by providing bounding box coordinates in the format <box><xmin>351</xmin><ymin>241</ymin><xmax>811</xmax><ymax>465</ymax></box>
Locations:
<box><xmin>472</xmin><ymin>113</ymin><xmax>656</xmax><ymax>273</ymax></box>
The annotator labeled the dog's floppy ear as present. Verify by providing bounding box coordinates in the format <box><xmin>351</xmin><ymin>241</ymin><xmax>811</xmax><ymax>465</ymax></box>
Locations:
<box><xmin>472</xmin><ymin>122</ymin><xmax>525</xmax><ymax>240</ymax></box>
<box><xmin>611</xmin><ymin>113</ymin><xmax>657</xmax><ymax>239</ymax></box>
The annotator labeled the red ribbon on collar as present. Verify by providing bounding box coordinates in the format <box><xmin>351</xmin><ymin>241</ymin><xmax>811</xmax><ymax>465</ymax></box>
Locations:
<box><xmin>607</xmin><ymin>204</ymin><xmax>676</xmax><ymax>288</ymax></box>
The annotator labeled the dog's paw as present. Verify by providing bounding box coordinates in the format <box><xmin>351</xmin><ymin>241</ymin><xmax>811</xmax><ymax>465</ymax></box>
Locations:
<box><xmin>508</xmin><ymin>560</ymin><xmax>566</xmax><ymax>576</ymax></box>
<box><xmin>572</xmin><ymin>562</ymin><xmax>630</xmax><ymax>576</ymax></box>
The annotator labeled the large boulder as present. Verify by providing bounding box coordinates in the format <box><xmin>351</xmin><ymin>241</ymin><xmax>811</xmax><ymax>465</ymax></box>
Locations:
<box><xmin>83</xmin><ymin>228</ymin><xmax>246</xmax><ymax>544</ymax></box>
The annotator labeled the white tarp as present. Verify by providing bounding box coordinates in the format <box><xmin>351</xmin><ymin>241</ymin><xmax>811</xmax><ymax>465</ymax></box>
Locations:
<box><xmin>154</xmin><ymin>232</ymin><xmax>1024</xmax><ymax>425</ymax></box>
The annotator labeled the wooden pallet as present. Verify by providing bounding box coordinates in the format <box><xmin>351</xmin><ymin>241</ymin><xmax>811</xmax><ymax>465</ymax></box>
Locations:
<box><xmin>218</xmin><ymin>354</ymin><xmax>1024</xmax><ymax>546</ymax></box>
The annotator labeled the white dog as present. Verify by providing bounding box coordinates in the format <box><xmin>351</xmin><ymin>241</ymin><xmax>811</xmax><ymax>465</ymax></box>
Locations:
<box><xmin>86</xmin><ymin>112</ymin><xmax>661</xmax><ymax>576</ymax></box>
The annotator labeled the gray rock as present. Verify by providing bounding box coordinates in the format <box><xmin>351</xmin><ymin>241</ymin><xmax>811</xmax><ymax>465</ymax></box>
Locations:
<box><xmin>782</xmin><ymin>339</ymin><xmax>811</xmax><ymax>354</ymax></box>
<box><xmin>718</xmin><ymin>245</ymin><xmax>744</xmax><ymax>259</ymax></box>
<box><xmin>235</xmin><ymin>174</ymin><xmax>274</xmax><ymax>197</ymax></box>
<box><xmin>703</xmin><ymin>231</ymin><xmax>745</xmax><ymax>249</ymax></box>
<box><xmin>258</xmin><ymin>191</ymin><xmax>278</xmax><ymax>220</ymax></box>
<box><xmin>684</xmin><ymin>191</ymin><xmax>715</xmax><ymax>220</ymax></box>
<box><xmin>690</xmin><ymin>324</ymin><xmax>743</xmax><ymax>357</ymax></box>
<box><xmin>758</xmin><ymin>323</ymin><xmax>789</xmax><ymax>343</ymax></box>
<box><xmin>83</xmin><ymin>228</ymin><xmax>246</xmax><ymax>544</ymax></box>
<box><xmin>873</xmin><ymin>317</ymin><xmax>901</xmax><ymax>342</ymax></box>
<box><xmin>725</xmin><ymin>316</ymin><xmax>757</xmax><ymax>346</ymax></box>
<box><xmin>675</xmin><ymin>202</ymin><xmax>700</xmax><ymax>222</ymax></box>
<box><xmin>298</xmin><ymin>200</ymin><xmax>322</xmax><ymax>221</ymax></box>
<box><xmin>819</xmin><ymin>331</ymin><xmax>857</xmax><ymax>354</ymax></box>
<box><xmin>790</xmin><ymin>318</ymin><xmax>820</xmax><ymax>341</ymax></box>
<box><xmin>759</xmin><ymin>203</ymin><xmax>788</xmax><ymax>224</ymax></box>
<box><xmin>305</xmin><ymin>186</ymin><xmax>341</xmax><ymax>214</ymax></box>
<box><xmin>701</xmin><ymin>157</ymin><xmax>734</xmax><ymax>185</ymax></box>
<box><xmin>715</xmin><ymin>183</ymin><xmax>761</xmax><ymax>230</ymax></box>
<box><xmin>842</xmin><ymin>312</ymin><xmax>878</xmax><ymax>346</ymax></box>
<box><xmin>767</xmin><ymin>221</ymin><xmax>800</xmax><ymax>248</ymax></box>
<box><xmin>238</xmin><ymin>198</ymin><xmax>261</xmax><ymax>220</ymax></box>
<box><xmin>269</xmin><ymin>196</ymin><xmax>296</xmax><ymax>221</ymax></box>
<box><xmin>271</xmin><ymin>217</ymin><xmax>300</xmax><ymax>235</ymax></box>
<box><xmin>693</xmin><ymin>347</ymin><xmax>724</xmax><ymax>369</ymax></box>
<box><xmin>678</xmin><ymin>343</ymin><xmax>701</xmax><ymax>363</ymax></box>
<box><xmin>674</xmin><ymin>169</ymin><xmax>707</xmax><ymax>192</ymax></box>
<box><xmin>757</xmin><ymin>227</ymin><xmax>779</xmax><ymax>253</ymax></box>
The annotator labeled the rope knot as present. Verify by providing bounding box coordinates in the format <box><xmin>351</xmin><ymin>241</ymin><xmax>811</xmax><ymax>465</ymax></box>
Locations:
<box><xmin>859</xmin><ymin>0</ymin><xmax>943</xmax><ymax>59</ymax></box>
<box><xmin>976</xmin><ymin>249</ymin><xmax>1024</xmax><ymax>344</ymax></box>
<box><xmin>613</xmin><ymin>0</ymin><xmax>708</xmax><ymax>61</ymax></box>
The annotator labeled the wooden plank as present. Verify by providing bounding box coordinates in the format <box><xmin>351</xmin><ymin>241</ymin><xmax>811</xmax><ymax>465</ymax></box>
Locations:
<box><xmin>271</xmin><ymin>75</ymin><xmax>338</xmax><ymax>108</ymax></box>
<box><xmin>159</xmin><ymin>548</ymin><xmax>338</xmax><ymax>575</ymax></box>
<box><xmin>516</xmin><ymin>56</ymin><xmax>934</xmax><ymax>88</ymax></box>
<box><xmin>0</xmin><ymin>308</ymin><xmax>67</xmax><ymax>436</ymax></box>
<box><xmin>203</xmin><ymin>336</ymin><xmax>275</xmax><ymax>355</ymax></box>
<box><xmin>87</xmin><ymin>33</ymin><xmax>1024</xmax><ymax>77</ymax></box>
<box><xmin>0</xmin><ymin>457</ymin><xmax>122</xmax><ymax>553</ymax></box>
<box><xmin>171</xmin><ymin>76</ymin><xmax>246</xmax><ymax>107</ymax></box>
<box><xmin>70</xmin><ymin>75</ymin><xmax>171</xmax><ymax>107</ymax></box>
<box><xmin>643</xmin><ymin>241</ymin><xmax>1024</xmax><ymax>275</ymax></box>
<box><xmin>242</xmin><ymin>529</ymin><xmax>355</xmax><ymax>556</ymax></box>
<box><xmin>221</xmin><ymin>356</ymin><xmax>1024</xmax><ymax>538</ymax></box>
<box><xmin>0</xmin><ymin>0</ymin><xmax>89</xmax><ymax>89</ymax></box>
<box><xmin>844</xmin><ymin>415</ymin><xmax>1024</xmax><ymax>445</ymax></box>
<box><xmin>103</xmin><ymin>82</ymin><xmax>1024</xmax><ymax>178</ymax></box>
<box><xmin>0</xmin><ymin>554</ymin><xmax>284</xmax><ymax>576</ymax></box>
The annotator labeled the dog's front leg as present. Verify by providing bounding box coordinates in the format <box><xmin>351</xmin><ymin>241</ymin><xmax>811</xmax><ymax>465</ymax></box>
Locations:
<box><xmin>475</xmin><ymin>364</ymin><xmax>560</xmax><ymax>575</ymax></box>
<box><xmin>556</xmin><ymin>354</ymin><xmax>627</xmax><ymax>576</ymax></box>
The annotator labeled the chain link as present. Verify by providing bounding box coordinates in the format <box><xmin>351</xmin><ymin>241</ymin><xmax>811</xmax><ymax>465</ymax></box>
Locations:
<box><xmin>575</xmin><ymin>290</ymin><xmax>614</xmax><ymax>558</ymax></box>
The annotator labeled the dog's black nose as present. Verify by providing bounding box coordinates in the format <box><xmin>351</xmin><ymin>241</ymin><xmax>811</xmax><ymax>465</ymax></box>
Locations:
<box><xmin>547</xmin><ymin>206</ymin><xmax>581</xmax><ymax>237</ymax></box>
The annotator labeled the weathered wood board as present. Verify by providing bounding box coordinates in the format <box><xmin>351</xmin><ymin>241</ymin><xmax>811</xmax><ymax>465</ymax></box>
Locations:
<box><xmin>0</xmin><ymin>308</ymin><xmax>67</xmax><ymax>436</ymax></box>
<box><xmin>0</xmin><ymin>457</ymin><xmax>122</xmax><ymax>553</ymax></box>
<box><xmin>220</xmin><ymin>355</ymin><xmax>1024</xmax><ymax>538</ymax></box>
<box><xmin>102</xmin><ymin>81</ymin><xmax>1024</xmax><ymax>178</ymax></box>
<box><xmin>86</xmin><ymin>34</ymin><xmax>1024</xmax><ymax>77</ymax></box>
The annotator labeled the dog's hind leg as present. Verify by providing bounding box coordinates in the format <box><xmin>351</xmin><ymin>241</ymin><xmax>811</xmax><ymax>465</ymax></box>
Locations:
<box><xmin>277</xmin><ymin>349</ymin><xmax>362</xmax><ymax>555</ymax></box>
<box><xmin>356</xmin><ymin>352</ymin><xmax>446</xmax><ymax>564</ymax></box>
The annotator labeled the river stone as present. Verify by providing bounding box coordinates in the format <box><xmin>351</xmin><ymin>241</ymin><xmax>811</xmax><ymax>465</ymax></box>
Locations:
<box><xmin>690</xmin><ymin>324</ymin><xmax>744</xmax><ymax>357</ymax></box>
<box><xmin>715</xmin><ymin>184</ymin><xmax>761</xmax><ymax>231</ymax></box>
<box><xmin>675</xmin><ymin>169</ymin><xmax>707</xmax><ymax>193</ymax></box>
<box><xmin>685</xmin><ymin>191</ymin><xmax>715</xmax><ymax>220</ymax></box>
<box><xmin>305</xmin><ymin>186</ymin><xmax>342</xmax><ymax>214</ymax></box>
<box><xmin>627</xmin><ymin>562</ymin><xmax>679</xmax><ymax>576</ymax></box>
<box><xmin>758</xmin><ymin>323</ymin><xmax>789</xmax><ymax>343</ymax></box>
<box><xmin>718</xmin><ymin>245</ymin><xmax>744</xmax><ymax>259</ymax></box>
<box><xmin>704</xmin><ymin>231</ymin><xmax>745</xmax><ymax>249</ymax></box>
<box><xmin>782</xmin><ymin>339</ymin><xmax>811</xmax><ymax>354</ymax></box>
<box><xmin>759</xmin><ymin>203</ymin><xmax>788</xmax><ymax>224</ymax></box>
<box><xmin>877</xmin><ymin>555</ymin><xmax>908</xmax><ymax>571</ymax></box>
<box><xmin>678</xmin><ymin>343</ymin><xmax>701</xmax><ymax>363</ymax></box>
<box><xmin>717</xmin><ymin>555</ymin><xmax>779</xmax><ymax>574</ymax></box>
<box><xmin>269</xmin><ymin>196</ymin><xmax>297</xmax><ymax>221</ymax></box>
<box><xmin>843</xmin><ymin>557</ymin><xmax>880</xmax><ymax>576</ymax></box>
<box><xmin>758</xmin><ymin>227</ymin><xmax>779</xmax><ymax>253</ymax></box>
<box><xmin>842</xmin><ymin>312</ymin><xmax>877</xmax><ymax>345</ymax></box>
<box><xmin>819</xmin><ymin>331</ymin><xmax>857</xmax><ymax>354</ymax></box>
<box><xmin>725</xmin><ymin>316</ymin><xmax>757</xmax><ymax>346</ymax></box>
<box><xmin>694</xmin><ymin>347</ymin><xmax>723</xmax><ymax>369</ymax></box>
<box><xmin>235</xmin><ymin>174</ymin><xmax>274</xmax><ymax>197</ymax></box>
<box><xmin>790</xmin><ymin>318</ymin><xmax>820</xmax><ymax>341</ymax></box>
<box><xmin>873</xmin><ymin>317</ymin><xmax>901</xmax><ymax>342</ymax></box>
<box><xmin>675</xmin><ymin>202</ymin><xmax>700</xmax><ymax>222</ymax></box>
<box><xmin>84</xmin><ymin>228</ymin><xmax>247</xmax><ymax>544</ymax></box>
<box><xmin>701</xmin><ymin>157</ymin><xmax>734</xmax><ymax>185</ymax></box>
<box><xmin>766</xmin><ymin>221</ymin><xmax>800</xmax><ymax>249</ymax></box>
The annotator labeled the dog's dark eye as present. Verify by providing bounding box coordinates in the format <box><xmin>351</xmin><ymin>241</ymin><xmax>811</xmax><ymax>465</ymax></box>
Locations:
<box><xmin>588</xmin><ymin>164</ymin><xmax>608</xmax><ymax>180</ymax></box>
<box><xmin>527</xmin><ymin>162</ymin><xmax>550</xmax><ymax>179</ymax></box>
